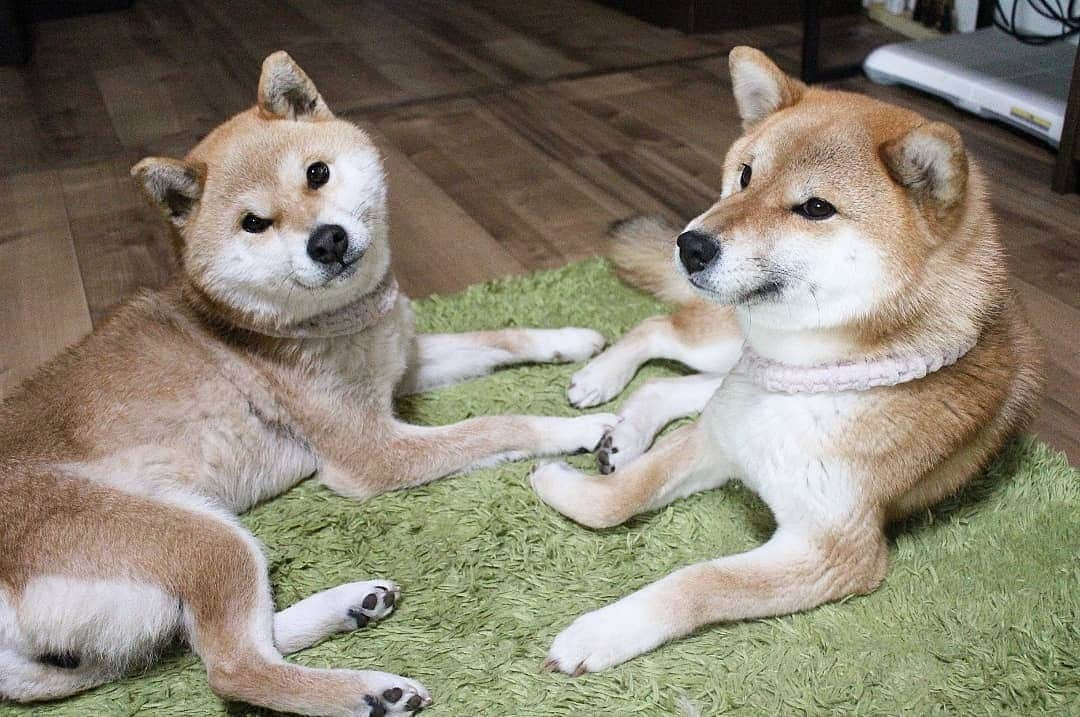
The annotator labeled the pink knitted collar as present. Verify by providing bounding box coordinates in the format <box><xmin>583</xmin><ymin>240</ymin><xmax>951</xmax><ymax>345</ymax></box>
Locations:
<box><xmin>258</xmin><ymin>274</ymin><xmax>400</xmax><ymax>339</ymax></box>
<box><xmin>735</xmin><ymin>336</ymin><xmax>977</xmax><ymax>394</ymax></box>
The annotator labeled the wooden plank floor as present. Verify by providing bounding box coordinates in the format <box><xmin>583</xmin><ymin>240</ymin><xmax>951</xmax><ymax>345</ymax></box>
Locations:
<box><xmin>1</xmin><ymin>0</ymin><xmax>1077</xmax><ymax>461</ymax></box>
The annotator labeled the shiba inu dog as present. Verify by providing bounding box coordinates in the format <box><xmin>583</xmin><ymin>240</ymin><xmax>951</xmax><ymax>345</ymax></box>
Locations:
<box><xmin>531</xmin><ymin>46</ymin><xmax>1043</xmax><ymax>675</ymax></box>
<box><xmin>0</xmin><ymin>52</ymin><xmax>616</xmax><ymax>714</ymax></box>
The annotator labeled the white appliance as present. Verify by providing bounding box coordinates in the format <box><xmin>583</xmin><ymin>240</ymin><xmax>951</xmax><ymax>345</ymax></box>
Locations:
<box><xmin>863</xmin><ymin>27</ymin><xmax>1076</xmax><ymax>146</ymax></box>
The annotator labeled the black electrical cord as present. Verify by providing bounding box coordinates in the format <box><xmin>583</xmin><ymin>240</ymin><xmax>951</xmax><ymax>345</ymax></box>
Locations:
<box><xmin>994</xmin><ymin>0</ymin><xmax>1080</xmax><ymax>44</ymax></box>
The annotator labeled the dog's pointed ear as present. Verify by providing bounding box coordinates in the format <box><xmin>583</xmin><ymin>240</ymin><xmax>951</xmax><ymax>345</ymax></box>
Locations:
<box><xmin>131</xmin><ymin>157</ymin><xmax>206</xmax><ymax>227</ymax></box>
<box><xmin>880</xmin><ymin>122</ymin><xmax>968</xmax><ymax>211</ymax></box>
<box><xmin>728</xmin><ymin>46</ymin><xmax>805</xmax><ymax>128</ymax></box>
<box><xmin>257</xmin><ymin>51</ymin><xmax>332</xmax><ymax>121</ymax></box>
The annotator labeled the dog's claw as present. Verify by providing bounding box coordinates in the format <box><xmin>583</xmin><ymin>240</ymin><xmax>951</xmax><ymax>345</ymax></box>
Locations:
<box><xmin>571</xmin><ymin>662</ymin><xmax>587</xmax><ymax>677</ymax></box>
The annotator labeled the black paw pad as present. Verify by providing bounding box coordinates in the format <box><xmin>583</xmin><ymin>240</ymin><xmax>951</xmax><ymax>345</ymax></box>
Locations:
<box><xmin>362</xmin><ymin>593</ymin><xmax>378</xmax><ymax>610</ymax></box>
<box><xmin>383</xmin><ymin>687</ymin><xmax>403</xmax><ymax>703</ymax></box>
<box><xmin>406</xmin><ymin>694</ymin><xmax>422</xmax><ymax>710</ymax></box>
<box><xmin>364</xmin><ymin>694</ymin><xmax>386</xmax><ymax>717</ymax></box>
<box><xmin>348</xmin><ymin>608</ymin><xmax>369</xmax><ymax>628</ymax></box>
<box><xmin>39</xmin><ymin>652</ymin><xmax>80</xmax><ymax>669</ymax></box>
<box><xmin>597</xmin><ymin>432</ymin><xmax>617</xmax><ymax>474</ymax></box>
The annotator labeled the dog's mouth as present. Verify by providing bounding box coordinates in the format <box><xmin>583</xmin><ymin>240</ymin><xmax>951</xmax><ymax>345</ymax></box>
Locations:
<box><xmin>735</xmin><ymin>279</ymin><xmax>785</xmax><ymax>305</ymax></box>
<box><xmin>289</xmin><ymin>257</ymin><xmax>362</xmax><ymax>291</ymax></box>
<box><xmin>687</xmin><ymin>273</ymin><xmax>786</xmax><ymax>305</ymax></box>
<box><xmin>332</xmin><ymin>257</ymin><xmax>359</xmax><ymax>276</ymax></box>
<box><xmin>322</xmin><ymin>257</ymin><xmax>361</xmax><ymax>284</ymax></box>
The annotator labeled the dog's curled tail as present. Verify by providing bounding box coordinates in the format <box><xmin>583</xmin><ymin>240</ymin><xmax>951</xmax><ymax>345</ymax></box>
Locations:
<box><xmin>607</xmin><ymin>215</ymin><xmax>695</xmax><ymax>304</ymax></box>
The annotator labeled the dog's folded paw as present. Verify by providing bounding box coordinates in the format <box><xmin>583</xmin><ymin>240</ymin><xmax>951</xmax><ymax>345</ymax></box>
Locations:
<box><xmin>596</xmin><ymin>420</ymin><xmax>649</xmax><ymax>474</ymax></box>
<box><xmin>540</xmin><ymin>413</ymin><xmax>619</xmax><ymax>455</ymax></box>
<box><xmin>567</xmin><ymin>358</ymin><xmax>633</xmax><ymax>408</ymax></box>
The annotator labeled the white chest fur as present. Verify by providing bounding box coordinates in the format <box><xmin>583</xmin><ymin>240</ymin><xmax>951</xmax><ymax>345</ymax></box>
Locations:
<box><xmin>701</xmin><ymin>373</ymin><xmax>867</xmax><ymax>523</ymax></box>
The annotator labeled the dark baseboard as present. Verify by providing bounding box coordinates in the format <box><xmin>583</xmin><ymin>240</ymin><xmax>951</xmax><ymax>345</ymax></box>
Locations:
<box><xmin>23</xmin><ymin>0</ymin><xmax>133</xmax><ymax>22</ymax></box>
<box><xmin>0</xmin><ymin>0</ymin><xmax>29</xmax><ymax>65</ymax></box>
<box><xmin>2</xmin><ymin>0</ymin><xmax>135</xmax><ymax>65</ymax></box>
<box><xmin>596</xmin><ymin>0</ymin><xmax>861</xmax><ymax>33</ymax></box>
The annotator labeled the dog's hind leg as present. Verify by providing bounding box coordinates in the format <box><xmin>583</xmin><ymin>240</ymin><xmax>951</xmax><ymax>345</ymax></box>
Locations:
<box><xmin>170</xmin><ymin>511</ymin><xmax>430</xmax><ymax>716</ymax></box>
<box><xmin>597</xmin><ymin>373</ymin><xmax>725</xmax><ymax>473</ymax></box>
<box><xmin>567</xmin><ymin>301</ymin><xmax>742</xmax><ymax>408</ymax></box>
<box><xmin>5</xmin><ymin>479</ymin><xmax>430</xmax><ymax>715</ymax></box>
<box><xmin>397</xmin><ymin>328</ymin><xmax>605</xmax><ymax>395</ymax></box>
<box><xmin>543</xmin><ymin>508</ymin><xmax>888</xmax><ymax>675</ymax></box>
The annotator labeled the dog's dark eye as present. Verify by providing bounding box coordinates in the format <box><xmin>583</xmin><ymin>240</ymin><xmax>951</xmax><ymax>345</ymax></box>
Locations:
<box><xmin>306</xmin><ymin>161</ymin><xmax>330</xmax><ymax>189</ymax></box>
<box><xmin>795</xmin><ymin>198</ymin><xmax>836</xmax><ymax>220</ymax></box>
<box><xmin>241</xmin><ymin>213</ymin><xmax>273</xmax><ymax>233</ymax></box>
<box><xmin>739</xmin><ymin>163</ymin><xmax>752</xmax><ymax>189</ymax></box>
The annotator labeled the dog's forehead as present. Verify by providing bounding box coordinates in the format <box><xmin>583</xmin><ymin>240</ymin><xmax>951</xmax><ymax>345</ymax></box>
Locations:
<box><xmin>198</xmin><ymin>115</ymin><xmax>379</xmax><ymax>196</ymax></box>
<box><xmin>744</xmin><ymin>102</ymin><xmax>920</xmax><ymax>188</ymax></box>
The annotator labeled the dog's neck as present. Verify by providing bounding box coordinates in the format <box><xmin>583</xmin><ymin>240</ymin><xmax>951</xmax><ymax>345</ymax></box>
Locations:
<box><xmin>734</xmin><ymin>307</ymin><xmax>983</xmax><ymax>394</ymax></box>
<box><xmin>184</xmin><ymin>273</ymin><xmax>400</xmax><ymax>341</ymax></box>
<box><xmin>258</xmin><ymin>274</ymin><xmax>400</xmax><ymax>339</ymax></box>
<box><xmin>734</xmin><ymin>334</ymin><xmax>978</xmax><ymax>393</ymax></box>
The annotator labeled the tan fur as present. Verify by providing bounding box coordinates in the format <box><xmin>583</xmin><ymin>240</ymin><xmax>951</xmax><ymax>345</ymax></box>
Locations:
<box><xmin>0</xmin><ymin>52</ymin><xmax>614</xmax><ymax>713</ymax></box>
<box><xmin>607</xmin><ymin>216</ymin><xmax>697</xmax><ymax>305</ymax></box>
<box><xmin>533</xmin><ymin>47</ymin><xmax>1044</xmax><ymax>675</ymax></box>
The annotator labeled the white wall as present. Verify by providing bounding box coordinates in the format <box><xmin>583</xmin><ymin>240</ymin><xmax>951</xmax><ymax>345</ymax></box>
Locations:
<box><xmin>996</xmin><ymin>0</ymin><xmax>1080</xmax><ymax>43</ymax></box>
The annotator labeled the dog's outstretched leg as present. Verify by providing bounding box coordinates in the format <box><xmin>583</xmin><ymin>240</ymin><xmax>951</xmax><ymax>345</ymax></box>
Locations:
<box><xmin>543</xmin><ymin>513</ymin><xmax>888</xmax><ymax>675</ymax></box>
<box><xmin>597</xmin><ymin>373</ymin><xmax>725</xmax><ymax>473</ymax></box>
<box><xmin>2</xmin><ymin>487</ymin><xmax>430</xmax><ymax>715</ymax></box>
<box><xmin>181</xmin><ymin>515</ymin><xmax>430</xmax><ymax>716</ymax></box>
<box><xmin>567</xmin><ymin>302</ymin><xmax>741</xmax><ymax>408</ymax></box>
<box><xmin>397</xmin><ymin>328</ymin><xmax>605</xmax><ymax>396</ymax></box>
<box><xmin>541</xmin><ymin>460</ymin><xmax>889</xmax><ymax>675</ymax></box>
<box><xmin>319</xmin><ymin>412</ymin><xmax>617</xmax><ymax>500</ymax></box>
<box><xmin>274</xmin><ymin>581</ymin><xmax>400</xmax><ymax>655</ymax></box>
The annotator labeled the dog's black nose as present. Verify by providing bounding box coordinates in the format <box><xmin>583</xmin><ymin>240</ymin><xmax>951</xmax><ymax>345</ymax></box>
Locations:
<box><xmin>676</xmin><ymin>230</ymin><xmax>720</xmax><ymax>274</ymax></box>
<box><xmin>307</xmin><ymin>224</ymin><xmax>349</xmax><ymax>265</ymax></box>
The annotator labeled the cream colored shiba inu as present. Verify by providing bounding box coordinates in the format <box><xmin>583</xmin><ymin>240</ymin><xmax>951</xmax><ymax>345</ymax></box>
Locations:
<box><xmin>0</xmin><ymin>52</ymin><xmax>616</xmax><ymax>714</ymax></box>
<box><xmin>531</xmin><ymin>46</ymin><xmax>1043</xmax><ymax>675</ymax></box>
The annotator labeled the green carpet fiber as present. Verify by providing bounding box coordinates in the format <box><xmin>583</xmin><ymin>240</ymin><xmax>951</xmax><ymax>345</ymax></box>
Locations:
<box><xmin>8</xmin><ymin>260</ymin><xmax>1078</xmax><ymax>716</ymax></box>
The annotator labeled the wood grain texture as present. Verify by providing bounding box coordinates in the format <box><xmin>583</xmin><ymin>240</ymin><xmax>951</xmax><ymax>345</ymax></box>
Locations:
<box><xmin>0</xmin><ymin>171</ymin><xmax>93</xmax><ymax>395</ymax></box>
<box><xmin>0</xmin><ymin>1</ymin><xmax>1076</xmax><ymax>462</ymax></box>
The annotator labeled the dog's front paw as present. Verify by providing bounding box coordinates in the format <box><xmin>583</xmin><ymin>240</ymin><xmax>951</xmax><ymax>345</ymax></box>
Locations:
<box><xmin>536</xmin><ymin>413</ymin><xmax>618</xmax><ymax>455</ymax></box>
<box><xmin>543</xmin><ymin>601</ymin><xmax>660</xmax><ymax>675</ymax></box>
<box><xmin>530</xmin><ymin>461</ymin><xmax>622</xmax><ymax>529</ymax></box>
<box><xmin>342</xmin><ymin>581</ymin><xmax>399</xmax><ymax>630</ymax></box>
<box><xmin>567</xmin><ymin>356</ymin><xmax>634</xmax><ymax>408</ymax></box>
<box><xmin>356</xmin><ymin>672</ymin><xmax>431</xmax><ymax>716</ymax></box>
<box><xmin>596</xmin><ymin>420</ymin><xmax>650</xmax><ymax>474</ymax></box>
<box><xmin>530</xmin><ymin>328</ymin><xmax>605</xmax><ymax>363</ymax></box>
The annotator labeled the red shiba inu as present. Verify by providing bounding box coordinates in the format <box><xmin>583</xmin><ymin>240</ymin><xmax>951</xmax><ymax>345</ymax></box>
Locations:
<box><xmin>0</xmin><ymin>52</ymin><xmax>616</xmax><ymax>714</ymax></box>
<box><xmin>531</xmin><ymin>46</ymin><xmax>1043</xmax><ymax>675</ymax></box>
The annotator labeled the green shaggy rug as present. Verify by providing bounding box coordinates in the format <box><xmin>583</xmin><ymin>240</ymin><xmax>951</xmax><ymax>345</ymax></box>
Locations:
<box><xmin>8</xmin><ymin>260</ymin><xmax>1078</xmax><ymax>716</ymax></box>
